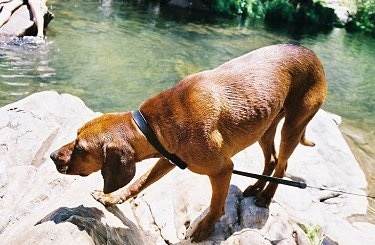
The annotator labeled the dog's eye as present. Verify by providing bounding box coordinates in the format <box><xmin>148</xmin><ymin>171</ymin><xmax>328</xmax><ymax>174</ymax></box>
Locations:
<box><xmin>74</xmin><ymin>145</ymin><xmax>86</xmax><ymax>154</ymax></box>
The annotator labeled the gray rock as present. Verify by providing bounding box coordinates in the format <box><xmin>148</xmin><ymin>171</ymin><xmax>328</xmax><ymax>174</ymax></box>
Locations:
<box><xmin>0</xmin><ymin>4</ymin><xmax>53</xmax><ymax>37</ymax></box>
<box><xmin>323</xmin><ymin>0</ymin><xmax>355</xmax><ymax>25</ymax></box>
<box><xmin>0</xmin><ymin>91</ymin><xmax>374</xmax><ymax>244</ymax></box>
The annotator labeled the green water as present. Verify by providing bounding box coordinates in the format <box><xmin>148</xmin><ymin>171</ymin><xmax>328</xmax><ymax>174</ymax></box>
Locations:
<box><xmin>0</xmin><ymin>0</ymin><xmax>374</xmax><ymax>218</ymax></box>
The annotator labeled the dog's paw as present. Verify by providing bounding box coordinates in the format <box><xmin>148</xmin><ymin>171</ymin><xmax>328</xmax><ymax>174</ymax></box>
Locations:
<box><xmin>254</xmin><ymin>193</ymin><xmax>272</xmax><ymax>208</ymax></box>
<box><xmin>189</xmin><ymin>218</ymin><xmax>215</xmax><ymax>242</ymax></box>
<box><xmin>91</xmin><ymin>190</ymin><xmax>123</xmax><ymax>206</ymax></box>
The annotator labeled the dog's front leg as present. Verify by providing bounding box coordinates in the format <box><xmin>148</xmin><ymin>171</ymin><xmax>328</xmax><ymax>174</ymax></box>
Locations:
<box><xmin>190</xmin><ymin>164</ymin><xmax>232</xmax><ymax>242</ymax></box>
<box><xmin>92</xmin><ymin>158</ymin><xmax>176</xmax><ymax>206</ymax></box>
<box><xmin>126</xmin><ymin>157</ymin><xmax>176</xmax><ymax>197</ymax></box>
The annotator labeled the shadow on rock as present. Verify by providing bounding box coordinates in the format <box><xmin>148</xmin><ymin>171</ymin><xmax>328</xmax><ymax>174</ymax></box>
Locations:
<box><xmin>239</xmin><ymin>194</ymin><xmax>270</xmax><ymax>229</ymax></box>
<box><xmin>186</xmin><ymin>185</ymin><xmax>270</xmax><ymax>242</ymax></box>
<box><xmin>35</xmin><ymin>205</ymin><xmax>144</xmax><ymax>245</ymax></box>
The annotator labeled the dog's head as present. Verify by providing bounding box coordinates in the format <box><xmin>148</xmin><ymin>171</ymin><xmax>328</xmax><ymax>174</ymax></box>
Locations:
<box><xmin>50</xmin><ymin>113</ymin><xmax>136</xmax><ymax>194</ymax></box>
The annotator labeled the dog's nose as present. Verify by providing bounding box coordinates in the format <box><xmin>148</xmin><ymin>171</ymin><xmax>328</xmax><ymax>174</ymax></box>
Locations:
<box><xmin>50</xmin><ymin>151</ymin><xmax>58</xmax><ymax>162</ymax></box>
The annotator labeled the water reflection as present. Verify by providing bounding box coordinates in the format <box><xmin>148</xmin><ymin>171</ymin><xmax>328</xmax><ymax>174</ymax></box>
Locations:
<box><xmin>0</xmin><ymin>37</ymin><xmax>55</xmax><ymax>101</ymax></box>
<box><xmin>303</xmin><ymin>29</ymin><xmax>375</xmax><ymax>124</ymax></box>
<box><xmin>0</xmin><ymin>0</ymin><xmax>373</xmax><ymax>136</ymax></box>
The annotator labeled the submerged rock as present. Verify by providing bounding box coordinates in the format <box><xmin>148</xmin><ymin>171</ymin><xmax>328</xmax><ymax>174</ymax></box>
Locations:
<box><xmin>0</xmin><ymin>91</ymin><xmax>374</xmax><ymax>244</ymax></box>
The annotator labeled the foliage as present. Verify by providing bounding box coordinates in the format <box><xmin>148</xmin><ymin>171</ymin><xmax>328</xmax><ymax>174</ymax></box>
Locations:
<box><xmin>236</xmin><ymin>0</ymin><xmax>265</xmax><ymax>18</ymax></box>
<box><xmin>169</xmin><ymin>0</ymin><xmax>375</xmax><ymax>33</ymax></box>
<box><xmin>200</xmin><ymin>0</ymin><xmax>264</xmax><ymax>18</ymax></box>
<box><xmin>263</xmin><ymin>0</ymin><xmax>295</xmax><ymax>22</ymax></box>
<box><xmin>292</xmin><ymin>0</ymin><xmax>337</xmax><ymax>27</ymax></box>
<box><xmin>346</xmin><ymin>0</ymin><xmax>375</xmax><ymax>34</ymax></box>
<box><xmin>201</xmin><ymin>0</ymin><xmax>337</xmax><ymax>27</ymax></box>
<box><xmin>303</xmin><ymin>224</ymin><xmax>325</xmax><ymax>245</ymax></box>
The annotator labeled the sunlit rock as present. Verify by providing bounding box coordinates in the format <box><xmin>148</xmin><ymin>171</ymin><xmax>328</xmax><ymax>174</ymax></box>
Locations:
<box><xmin>0</xmin><ymin>91</ymin><xmax>374</xmax><ymax>244</ymax></box>
<box><xmin>0</xmin><ymin>4</ymin><xmax>53</xmax><ymax>37</ymax></box>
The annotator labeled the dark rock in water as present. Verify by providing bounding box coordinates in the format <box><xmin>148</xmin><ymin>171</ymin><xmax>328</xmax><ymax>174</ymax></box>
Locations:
<box><xmin>0</xmin><ymin>4</ymin><xmax>54</xmax><ymax>37</ymax></box>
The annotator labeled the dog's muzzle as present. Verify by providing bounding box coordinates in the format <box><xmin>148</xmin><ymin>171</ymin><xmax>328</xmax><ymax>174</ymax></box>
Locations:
<box><xmin>50</xmin><ymin>151</ymin><xmax>69</xmax><ymax>174</ymax></box>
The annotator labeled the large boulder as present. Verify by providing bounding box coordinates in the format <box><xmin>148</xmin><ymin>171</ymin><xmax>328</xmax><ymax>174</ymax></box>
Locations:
<box><xmin>0</xmin><ymin>91</ymin><xmax>374</xmax><ymax>244</ymax></box>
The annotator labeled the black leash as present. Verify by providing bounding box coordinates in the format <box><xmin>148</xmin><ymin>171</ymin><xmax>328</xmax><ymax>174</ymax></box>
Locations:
<box><xmin>233</xmin><ymin>169</ymin><xmax>375</xmax><ymax>200</ymax></box>
<box><xmin>132</xmin><ymin>110</ymin><xmax>374</xmax><ymax>200</ymax></box>
<box><xmin>232</xmin><ymin>169</ymin><xmax>307</xmax><ymax>189</ymax></box>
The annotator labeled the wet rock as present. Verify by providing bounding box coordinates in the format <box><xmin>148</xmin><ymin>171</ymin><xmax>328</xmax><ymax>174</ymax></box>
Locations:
<box><xmin>0</xmin><ymin>91</ymin><xmax>374</xmax><ymax>244</ymax></box>
<box><xmin>322</xmin><ymin>0</ymin><xmax>357</xmax><ymax>25</ymax></box>
<box><xmin>0</xmin><ymin>4</ymin><xmax>54</xmax><ymax>37</ymax></box>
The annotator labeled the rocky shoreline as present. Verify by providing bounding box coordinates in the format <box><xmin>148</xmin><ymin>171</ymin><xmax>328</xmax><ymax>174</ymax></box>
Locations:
<box><xmin>1</xmin><ymin>91</ymin><xmax>374</xmax><ymax>244</ymax></box>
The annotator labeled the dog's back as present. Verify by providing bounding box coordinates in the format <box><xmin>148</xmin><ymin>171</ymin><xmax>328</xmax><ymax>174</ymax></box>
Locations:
<box><xmin>141</xmin><ymin>44</ymin><xmax>327</xmax><ymax>157</ymax></box>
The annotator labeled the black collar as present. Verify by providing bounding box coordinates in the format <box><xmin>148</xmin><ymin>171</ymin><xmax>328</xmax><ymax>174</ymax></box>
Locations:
<box><xmin>132</xmin><ymin>110</ymin><xmax>187</xmax><ymax>169</ymax></box>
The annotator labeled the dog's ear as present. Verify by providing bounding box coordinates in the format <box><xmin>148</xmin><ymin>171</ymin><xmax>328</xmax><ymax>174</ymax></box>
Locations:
<box><xmin>101</xmin><ymin>142</ymin><xmax>136</xmax><ymax>194</ymax></box>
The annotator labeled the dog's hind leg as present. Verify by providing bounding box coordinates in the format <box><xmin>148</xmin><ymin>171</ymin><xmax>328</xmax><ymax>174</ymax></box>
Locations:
<box><xmin>254</xmin><ymin>107</ymin><xmax>320</xmax><ymax>208</ymax></box>
<box><xmin>243</xmin><ymin>110</ymin><xmax>285</xmax><ymax>197</ymax></box>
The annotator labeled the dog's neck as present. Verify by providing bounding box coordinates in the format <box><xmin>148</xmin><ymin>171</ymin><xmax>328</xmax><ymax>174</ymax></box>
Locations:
<box><xmin>132</xmin><ymin>110</ymin><xmax>187</xmax><ymax>169</ymax></box>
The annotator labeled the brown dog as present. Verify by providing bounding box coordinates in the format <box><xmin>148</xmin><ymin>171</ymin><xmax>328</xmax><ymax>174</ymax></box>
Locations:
<box><xmin>50</xmin><ymin>44</ymin><xmax>327</xmax><ymax>242</ymax></box>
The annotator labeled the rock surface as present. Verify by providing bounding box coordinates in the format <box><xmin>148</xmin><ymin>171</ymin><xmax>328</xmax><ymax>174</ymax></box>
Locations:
<box><xmin>323</xmin><ymin>0</ymin><xmax>356</xmax><ymax>25</ymax></box>
<box><xmin>0</xmin><ymin>4</ymin><xmax>53</xmax><ymax>37</ymax></box>
<box><xmin>0</xmin><ymin>91</ymin><xmax>374</xmax><ymax>244</ymax></box>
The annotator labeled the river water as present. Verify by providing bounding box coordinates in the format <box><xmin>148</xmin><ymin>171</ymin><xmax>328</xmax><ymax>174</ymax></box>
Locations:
<box><xmin>0</xmin><ymin>1</ymin><xmax>374</xmax><ymax>220</ymax></box>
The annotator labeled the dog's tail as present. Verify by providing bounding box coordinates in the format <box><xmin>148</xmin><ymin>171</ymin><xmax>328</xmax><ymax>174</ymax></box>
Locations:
<box><xmin>300</xmin><ymin>129</ymin><xmax>315</xmax><ymax>147</ymax></box>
